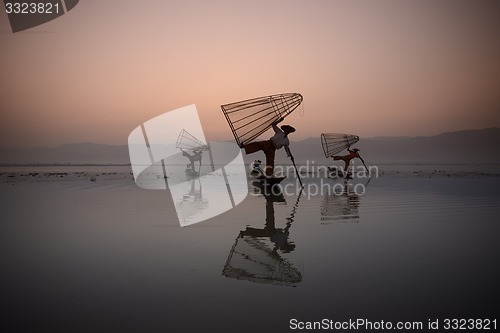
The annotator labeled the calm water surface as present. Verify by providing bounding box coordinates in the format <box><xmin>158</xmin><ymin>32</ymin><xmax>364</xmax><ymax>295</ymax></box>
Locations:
<box><xmin>1</xmin><ymin>173</ymin><xmax>499</xmax><ymax>332</ymax></box>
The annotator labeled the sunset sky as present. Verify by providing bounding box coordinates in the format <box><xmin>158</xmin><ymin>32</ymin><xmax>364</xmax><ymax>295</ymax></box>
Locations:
<box><xmin>1</xmin><ymin>0</ymin><xmax>499</xmax><ymax>148</ymax></box>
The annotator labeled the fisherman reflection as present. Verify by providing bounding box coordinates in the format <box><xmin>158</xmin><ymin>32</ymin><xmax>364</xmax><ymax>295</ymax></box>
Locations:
<box><xmin>241</xmin><ymin>190</ymin><xmax>295</xmax><ymax>253</ymax></box>
<box><xmin>175</xmin><ymin>178</ymin><xmax>208</xmax><ymax>222</ymax></box>
<box><xmin>222</xmin><ymin>184</ymin><xmax>302</xmax><ymax>285</ymax></box>
<box><xmin>320</xmin><ymin>180</ymin><xmax>360</xmax><ymax>222</ymax></box>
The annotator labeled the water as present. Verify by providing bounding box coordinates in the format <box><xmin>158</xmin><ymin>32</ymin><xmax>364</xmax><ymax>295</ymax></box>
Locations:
<box><xmin>1</xmin><ymin>171</ymin><xmax>499</xmax><ymax>332</ymax></box>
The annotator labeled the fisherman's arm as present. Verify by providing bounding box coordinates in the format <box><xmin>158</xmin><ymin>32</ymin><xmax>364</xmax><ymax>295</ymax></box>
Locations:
<box><xmin>272</xmin><ymin>123</ymin><xmax>284</xmax><ymax>134</ymax></box>
<box><xmin>272</xmin><ymin>117</ymin><xmax>285</xmax><ymax>132</ymax></box>
<box><xmin>285</xmin><ymin>146</ymin><xmax>291</xmax><ymax>157</ymax></box>
<box><xmin>274</xmin><ymin>117</ymin><xmax>284</xmax><ymax>124</ymax></box>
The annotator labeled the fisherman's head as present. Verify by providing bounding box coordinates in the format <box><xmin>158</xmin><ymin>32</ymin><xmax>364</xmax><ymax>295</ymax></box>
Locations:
<box><xmin>281</xmin><ymin>125</ymin><xmax>296</xmax><ymax>135</ymax></box>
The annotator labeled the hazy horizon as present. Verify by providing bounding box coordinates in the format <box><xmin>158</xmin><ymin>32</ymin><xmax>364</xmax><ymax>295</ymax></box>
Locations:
<box><xmin>1</xmin><ymin>127</ymin><xmax>499</xmax><ymax>166</ymax></box>
<box><xmin>0</xmin><ymin>125</ymin><xmax>499</xmax><ymax>149</ymax></box>
<box><xmin>1</xmin><ymin>1</ymin><xmax>500</xmax><ymax>148</ymax></box>
<box><xmin>0</xmin><ymin>125</ymin><xmax>497</xmax><ymax>149</ymax></box>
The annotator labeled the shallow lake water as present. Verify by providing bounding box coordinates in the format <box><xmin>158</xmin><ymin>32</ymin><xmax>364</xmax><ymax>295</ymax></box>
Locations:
<box><xmin>1</xmin><ymin>170</ymin><xmax>499</xmax><ymax>332</ymax></box>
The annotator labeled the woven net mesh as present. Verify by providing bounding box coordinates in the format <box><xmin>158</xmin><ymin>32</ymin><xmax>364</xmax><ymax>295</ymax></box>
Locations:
<box><xmin>221</xmin><ymin>93</ymin><xmax>303</xmax><ymax>146</ymax></box>
<box><xmin>176</xmin><ymin>129</ymin><xmax>209</xmax><ymax>151</ymax></box>
<box><xmin>321</xmin><ymin>133</ymin><xmax>359</xmax><ymax>157</ymax></box>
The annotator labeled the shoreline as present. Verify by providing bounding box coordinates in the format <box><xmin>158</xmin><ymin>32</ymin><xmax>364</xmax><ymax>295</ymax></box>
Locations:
<box><xmin>1</xmin><ymin>165</ymin><xmax>499</xmax><ymax>184</ymax></box>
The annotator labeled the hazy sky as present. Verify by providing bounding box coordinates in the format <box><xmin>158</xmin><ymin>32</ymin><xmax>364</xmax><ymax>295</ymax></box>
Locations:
<box><xmin>1</xmin><ymin>0</ymin><xmax>500</xmax><ymax>148</ymax></box>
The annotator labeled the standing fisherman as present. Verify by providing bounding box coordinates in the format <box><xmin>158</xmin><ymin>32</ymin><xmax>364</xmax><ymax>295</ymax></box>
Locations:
<box><xmin>182</xmin><ymin>149</ymin><xmax>203</xmax><ymax>174</ymax></box>
<box><xmin>241</xmin><ymin>118</ymin><xmax>295</xmax><ymax>177</ymax></box>
<box><xmin>331</xmin><ymin>147</ymin><xmax>365</xmax><ymax>178</ymax></box>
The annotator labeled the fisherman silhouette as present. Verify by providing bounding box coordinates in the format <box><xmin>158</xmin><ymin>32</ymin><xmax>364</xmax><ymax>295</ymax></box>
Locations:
<box><xmin>241</xmin><ymin>117</ymin><xmax>295</xmax><ymax>177</ymax></box>
<box><xmin>182</xmin><ymin>148</ymin><xmax>203</xmax><ymax>174</ymax></box>
<box><xmin>331</xmin><ymin>147</ymin><xmax>363</xmax><ymax>178</ymax></box>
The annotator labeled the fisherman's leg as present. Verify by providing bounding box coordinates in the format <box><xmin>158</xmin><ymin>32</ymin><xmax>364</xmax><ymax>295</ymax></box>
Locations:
<box><xmin>344</xmin><ymin>160</ymin><xmax>351</xmax><ymax>172</ymax></box>
<box><xmin>243</xmin><ymin>142</ymin><xmax>264</xmax><ymax>155</ymax></box>
<box><xmin>344</xmin><ymin>160</ymin><xmax>354</xmax><ymax>179</ymax></box>
<box><xmin>264</xmin><ymin>149</ymin><xmax>276</xmax><ymax>177</ymax></box>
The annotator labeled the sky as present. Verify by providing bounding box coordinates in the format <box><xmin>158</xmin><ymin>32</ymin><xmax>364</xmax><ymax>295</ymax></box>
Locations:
<box><xmin>1</xmin><ymin>0</ymin><xmax>500</xmax><ymax>148</ymax></box>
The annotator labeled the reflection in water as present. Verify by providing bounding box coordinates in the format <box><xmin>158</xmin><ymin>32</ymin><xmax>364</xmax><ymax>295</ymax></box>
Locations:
<box><xmin>167</xmin><ymin>142</ymin><xmax>248</xmax><ymax>226</ymax></box>
<box><xmin>320</xmin><ymin>180</ymin><xmax>360</xmax><ymax>223</ymax></box>
<box><xmin>222</xmin><ymin>183</ymin><xmax>303</xmax><ymax>286</ymax></box>
<box><xmin>174</xmin><ymin>178</ymin><xmax>209</xmax><ymax>221</ymax></box>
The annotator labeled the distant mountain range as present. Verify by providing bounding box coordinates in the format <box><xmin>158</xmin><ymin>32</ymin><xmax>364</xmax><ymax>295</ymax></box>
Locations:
<box><xmin>0</xmin><ymin>143</ymin><xmax>130</xmax><ymax>165</ymax></box>
<box><xmin>1</xmin><ymin>128</ymin><xmax>499</xmax><ymax>165</ymax></box>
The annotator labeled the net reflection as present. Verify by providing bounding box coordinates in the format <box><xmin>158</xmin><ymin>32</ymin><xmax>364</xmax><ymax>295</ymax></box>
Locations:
<box><xmin>222</xmin><ymin>182</ymin><xmax>303</xmax><ymax>286</ymax></box>
<box><xmin>320</xmin><ymin>180</ymin><xmax>361</xmax><ymax>223</ymax></box>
